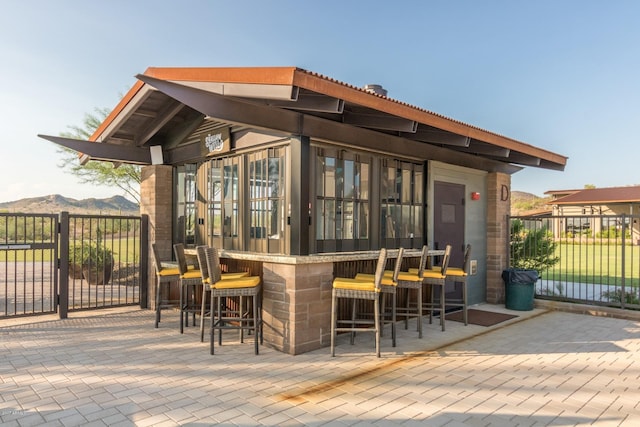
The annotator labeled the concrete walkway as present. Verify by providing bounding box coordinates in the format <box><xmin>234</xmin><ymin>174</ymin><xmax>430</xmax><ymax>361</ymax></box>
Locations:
<box><xmin>1</xmin><ymin>304</ymin><xmax>639</xmax><ymax>426</ymax></box>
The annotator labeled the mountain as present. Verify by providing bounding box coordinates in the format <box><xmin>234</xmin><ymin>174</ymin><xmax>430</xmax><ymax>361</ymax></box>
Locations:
<box><xmin>510</xmin><ymin>191</ymin><xmax>551</xmax><ymax>216</ymax></box>
<box><xmin>0</xmin><ymin>194</ymin><xmax>139</xmax><ymax>214</ymax></box>
<box><xmin>1</xmin><ymin>191</ymin><xmax>544</xmax><ymax>216</ymax></box>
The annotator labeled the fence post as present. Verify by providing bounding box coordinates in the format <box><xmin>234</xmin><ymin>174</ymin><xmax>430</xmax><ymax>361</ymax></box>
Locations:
<box><xmin>140</xmin><ymin>214</ymin><xmax>149</xmax><ymax>309</ymax></box>
<box><xmin>621</xmin><ymin>213</ymin><xmax>626</xmax><ymax>310</ymax></box>
<box><xmin>58</xmin><ymin>211</ymin><xmax>69</xmax><ymax>319</ymax></box>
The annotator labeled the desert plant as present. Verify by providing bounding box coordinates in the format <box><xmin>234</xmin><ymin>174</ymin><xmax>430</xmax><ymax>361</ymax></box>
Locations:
<box><xmin>510</xmin><ymin>219</ymin><xmax>560</xmax><ymax>272</ymax></box>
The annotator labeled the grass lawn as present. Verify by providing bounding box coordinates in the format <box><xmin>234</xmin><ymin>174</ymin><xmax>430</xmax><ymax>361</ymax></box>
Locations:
<box><xmin>542</xmin><ymin>242</ymin><xmax>640</xmax><ymax>287</ymax></box>
<box><xmin>1</xmin><ymin>237</ymin><xmax>141</xmax><ymax>263</ymax></box>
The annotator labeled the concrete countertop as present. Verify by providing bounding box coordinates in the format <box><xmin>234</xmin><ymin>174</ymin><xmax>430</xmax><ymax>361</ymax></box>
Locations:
<box><xmin>184</xmin><ymin>248</ymin><xmax>445</xmax><ymax>265</ymax></box>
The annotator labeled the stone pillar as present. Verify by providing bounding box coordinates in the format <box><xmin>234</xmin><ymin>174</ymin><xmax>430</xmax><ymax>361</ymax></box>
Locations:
<box><xmin>486</xmin><ymin>172</ymin><xmax>511</xmax><ymax>304</ymax></box>
<box><xmin>261</xmin><ymin>262</ymin><xmax>334</xmax><ymax>355</ymax></box>
<box><xmin>140</xmin><ymin>165</ymin><xmax>173</xmax><ymax>309</ymax></box>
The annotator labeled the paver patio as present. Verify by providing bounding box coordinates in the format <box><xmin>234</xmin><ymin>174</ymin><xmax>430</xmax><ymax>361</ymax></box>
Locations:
<box><xmin>1</xmin><ymin>304</ymin><xmax>639</xmax><ymax>426</ymax></box>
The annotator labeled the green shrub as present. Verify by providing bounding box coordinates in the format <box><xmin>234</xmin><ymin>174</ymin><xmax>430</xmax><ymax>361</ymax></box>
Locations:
<box><xmin>510</xmin><ymin>219</ymin><xmax>560</xmax><ymax>272</ymax></box>
<box><xmin>602</xmin><ymin>289</ymin><xmax>640</xmax><ymax>305</ymax></box>
<box><xmin>68</xmin><ymin>239</ymin><xmax>112</xmax><ymax>268</ymax></box>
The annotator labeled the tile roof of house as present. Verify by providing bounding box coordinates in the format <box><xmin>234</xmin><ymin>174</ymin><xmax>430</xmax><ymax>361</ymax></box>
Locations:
<box><xmin>549</xmin><ymin>185</ymin><xmax>640</xmax><ymax>205</ymax></box>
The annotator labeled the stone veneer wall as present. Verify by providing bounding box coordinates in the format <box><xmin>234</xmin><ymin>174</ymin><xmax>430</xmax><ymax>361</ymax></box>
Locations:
<box><xmin>486</xmin><ymin>172</ymin><xmax>511</xmax><ymax>304</ymax></box>
<box><xmin>261</xmin><ymin>262</ymin><xmax>334</xmax><ymax>355</ymax></box>
<box><xmin>140</xmin><ymin>165</ymin><xmax>174</xmax><ymax>310</ymax></box>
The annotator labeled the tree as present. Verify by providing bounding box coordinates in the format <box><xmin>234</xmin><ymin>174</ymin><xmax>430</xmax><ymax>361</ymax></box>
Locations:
<box><xmin>510</xmin><ymin>219</ymin><xmax>560</xmax><ymax>272</ymax></box>
<box><xmin>58</xmin><ymin>107</ymin><xmax>142</xmax><ymax>204</ymax></box>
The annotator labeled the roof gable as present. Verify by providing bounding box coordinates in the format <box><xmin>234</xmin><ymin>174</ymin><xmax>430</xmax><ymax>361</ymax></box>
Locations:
<box><xmin>43</xmin><ymin>66</ymin><xmax>568</xmax><ymax>171</ymax></box>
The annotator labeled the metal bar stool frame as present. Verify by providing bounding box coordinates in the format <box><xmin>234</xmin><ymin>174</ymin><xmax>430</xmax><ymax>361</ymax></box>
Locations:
<box><xmin>151</xmin><ymin>243</ymin><xmax>180</xmax><ymax>328</ymax></box>
<box><xmin>331</xmin><ymin>248</ymin><xmax>387</xmax><ymax>357</ymax></box>
<box><xmin>201</xmin><ymin>246</ymin><xmax>262</xmax><ymax>355</ymax></box>
<box><xmin>354</xmin><ymin>248</ymin><xmax>404</xmax><ymax>347</ymax></box>
<box><xmin>395</xmin><ymin>245</ymin><xmax>430</xmax><ymax>338</ymax></box>
<box><xmin>421</xmin><ymin>245</ymin><xmax>452</xmax><ymax>331</ymax></box>
<box><xmin>173</xmin><ymin>243</ymin><xmax>204</xmax><ymax>334</ymax></box>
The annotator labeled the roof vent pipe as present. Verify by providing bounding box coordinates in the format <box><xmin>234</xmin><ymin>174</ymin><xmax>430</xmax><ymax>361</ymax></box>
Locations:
<box><xmin>363</xmin><ymin>84</ymin><xmax>387</xmax><ymax>97</ymax></box>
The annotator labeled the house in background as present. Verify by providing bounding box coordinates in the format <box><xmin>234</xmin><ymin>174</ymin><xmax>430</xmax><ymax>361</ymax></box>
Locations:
<box><xmin>545</xmin><ymin>185</ymin><xmax>640</xmax><ymax>243</ymax></box>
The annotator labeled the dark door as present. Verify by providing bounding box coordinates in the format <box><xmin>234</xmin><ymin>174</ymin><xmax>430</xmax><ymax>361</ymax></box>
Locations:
<box><xmin>434</xmin><ymin>181</ymin><xmax>466</xmax><ymax>302</ymax></box>
<box><xmin>433</xmin><ymin>181</ymin><xmax>465</xmax><ymax>269</ymax></box>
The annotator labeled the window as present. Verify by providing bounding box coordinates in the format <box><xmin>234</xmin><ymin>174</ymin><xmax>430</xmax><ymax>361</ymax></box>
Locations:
<box><xmin>566</xmin><ymin>217</ymin><xmax>590</xmax><ymax>234</ymax></box>
<box><xmin>315</xmin><ymin>149</ymin><xmax>370</xmax><ymax>251</ymax></box>
<box><xmin>205</xmin><ymin>157</ymin><xmax>241</xmax><ymax>250</ymax></box>
<box><xmin>208</xmin><ymin>163</ymin><xmax>222</xmax><ymax>237</ymax></box>
<box><xmin>174</xmin><ymin>164</ymin><xmax>197</xmax><ymax>246</ymax></box>
<box><xmin>223</xmin><ymin>163</ymin><xmax>239</xmax><ymax>239</ymax></box>
<box><xmin>248</xmin><ymin>148</ymin><xmax>285</xmax><ymax>253</ymax></box>
<box><xmin>381</xmin><ymin>160</ymin><xmax>423</xmax><ymax>245</ymax></box>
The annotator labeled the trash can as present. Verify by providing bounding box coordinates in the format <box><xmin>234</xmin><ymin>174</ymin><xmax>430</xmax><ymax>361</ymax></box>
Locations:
<box><xmin>502</xmin><ymin>268</ymin><xmax>539</xmax><ymax>311</ymax></box>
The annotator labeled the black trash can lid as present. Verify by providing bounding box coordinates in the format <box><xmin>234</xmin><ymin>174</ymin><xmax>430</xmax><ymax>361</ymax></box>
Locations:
<box><xmin>502</xmin><ymin>268</ymin><xmax>539</xmax><ymax>284</ymax></box>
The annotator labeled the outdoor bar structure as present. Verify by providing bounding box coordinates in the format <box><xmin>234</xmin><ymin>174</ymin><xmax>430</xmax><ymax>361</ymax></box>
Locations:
<box><xmin>41</xmin><ymin>66</ymin><xmax>567</xmax><ymax>354</ymax></box>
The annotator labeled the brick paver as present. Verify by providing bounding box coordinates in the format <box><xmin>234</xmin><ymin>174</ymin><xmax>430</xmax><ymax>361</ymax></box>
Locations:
<box><xmin>1</xmin><ymin>305</ymin><xmax>640</xmax><ymax>426</ymax></box>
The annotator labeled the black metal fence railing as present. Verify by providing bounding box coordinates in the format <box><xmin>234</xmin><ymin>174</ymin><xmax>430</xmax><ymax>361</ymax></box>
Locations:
<box><xmin>0</xmin><ymin>212</ymin><xmax>148</xmax><ymax>319</ymax></box>
<box><xmin>0</xmin><ymin>213</ymin><xmax>59</xmax><ymax>317</ymax></box>
<box><xmin>509</xmin><ymin>214</ymin><xmax>640</xmax><ymax>310</ymax></box>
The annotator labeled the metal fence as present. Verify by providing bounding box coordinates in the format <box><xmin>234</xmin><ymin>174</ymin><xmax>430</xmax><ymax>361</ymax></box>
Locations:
<box><xmin>509</xmin><ymin>214</ymin><xmax>640</xmax><ymax>310</ymax></box>
<box><xmin>0</xmin><ymin>213</ymin><xmax>59</xmax><ymax>317</ymax></box>
<box><xmin>0</xmin><ymin>212</ymin><xmax>148</xmax><ymax>319</ymax></box>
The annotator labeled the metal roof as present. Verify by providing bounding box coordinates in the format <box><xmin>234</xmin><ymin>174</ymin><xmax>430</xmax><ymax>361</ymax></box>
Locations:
<box><xmin>549</xmin><ymin>185</ymin><xmax>640</xmax><ymax>205</ymax></box>
<box><xmin>41</xmin><ymin>66</ymin><xmax>568</xmax><ymax>171</ymax></box>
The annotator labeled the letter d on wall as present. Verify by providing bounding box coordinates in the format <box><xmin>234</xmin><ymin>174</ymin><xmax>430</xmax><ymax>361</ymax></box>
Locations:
<box><xmin>501</xmin><ymin>184</ymin><xmax>510</xmax><ymax>201</ymax></box>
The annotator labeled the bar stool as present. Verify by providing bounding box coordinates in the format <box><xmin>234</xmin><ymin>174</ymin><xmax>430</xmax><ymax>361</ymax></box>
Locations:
<box><xmin>173</xmin><ymin>243</ymin><xmax>203</xmax><ymax>334</ymax></box>
<box><xmin>150</xmin><ymin>243</ymin><xmax>180</xmax><ymax>328</ymax></box>
<box><xmin>197</xmin><ymin>245</ymin><xmax>250</xmax><ymax>342</ymax></box>
<box><xmin>395</xmin><ymin>245</ymin><xmax>430</xmax><ymax>338</ymax></box>
<box><xmin>421</xmin><ymin>245</ymin><xmax>451</xmax><ymax>331</ymax></box>
<box><xmin>201</xmin><ymin>246</ymin><xmax>262</xmax><ymax>355</ymax></box>
<box><xmin>435</xmin><ymin>244</ymin><xmax>471</xmax><ymax>325</ymax></box>
<box><xmin>354</xmin><ymin>247</ymin><xmax>404</xmax><ymax>347</ymax></box>
<box><xmin>331</xmin><ymin>248</ymin><xmax>387</xmax><ymax>357</ymax></box>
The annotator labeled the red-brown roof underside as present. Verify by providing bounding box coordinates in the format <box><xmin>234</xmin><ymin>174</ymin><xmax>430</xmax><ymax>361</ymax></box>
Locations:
<box><xmin>91</xmin><ymin>66</ymin><xmax>567</xmax><ymax>168</ymax></box>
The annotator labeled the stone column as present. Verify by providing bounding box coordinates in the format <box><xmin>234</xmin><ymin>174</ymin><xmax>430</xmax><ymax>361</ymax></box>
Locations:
<box><xmin>486</xmin><ymin>172</ymin><xmax>511</xmax><ymax>304</ymax></box>
<box><xmin>261</xmin><ymin>262</ymin><xmax>334</xmax><ymax>355</ymax></box>
<box><xmin>140</xmin><ymin>165</ymin><xmax>173</xmax><ymax>309</ymax></box>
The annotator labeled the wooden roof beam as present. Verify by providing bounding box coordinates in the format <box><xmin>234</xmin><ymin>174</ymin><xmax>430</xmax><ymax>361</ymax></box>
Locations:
<box><xmin>506</xmin><ymin>152</ymin><xmax>541</xmax><ymax>166</ymax></box>
<box><xmin>267</xmin><ymin>93</ymin><xmax>344</xmax><ymax>113</ymax></box>
<box><xmin>343</xmin><ymin>111</ymin><xmax>418</xmax><ymax>132</ymax></box>
<box><xmin>460</xmin><ymin>141</ymin><xmax>510</xmax><ymax>157</ymax></box>
<box><xmin>136</xmin><ymin>101</ymin><xmax>185</xmax><ymax>146</ymax></box>
<box><xmin>404</xmin><ymin>128</ymin><xmax>471</xmax><ymax>146</ymax></box>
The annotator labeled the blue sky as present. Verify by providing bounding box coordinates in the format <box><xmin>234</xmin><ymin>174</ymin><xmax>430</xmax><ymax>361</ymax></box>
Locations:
<box><xmin>1</xmin><ymin>0</ymin><xmax>639</xmax><ymax>202</ymax></box>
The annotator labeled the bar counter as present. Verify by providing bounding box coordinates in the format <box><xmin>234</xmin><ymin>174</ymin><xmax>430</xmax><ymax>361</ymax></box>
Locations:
<box><xmin>186</xmin><ymin>247</ymin><xmax>444</xmax><ymax>355</ymax></box>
